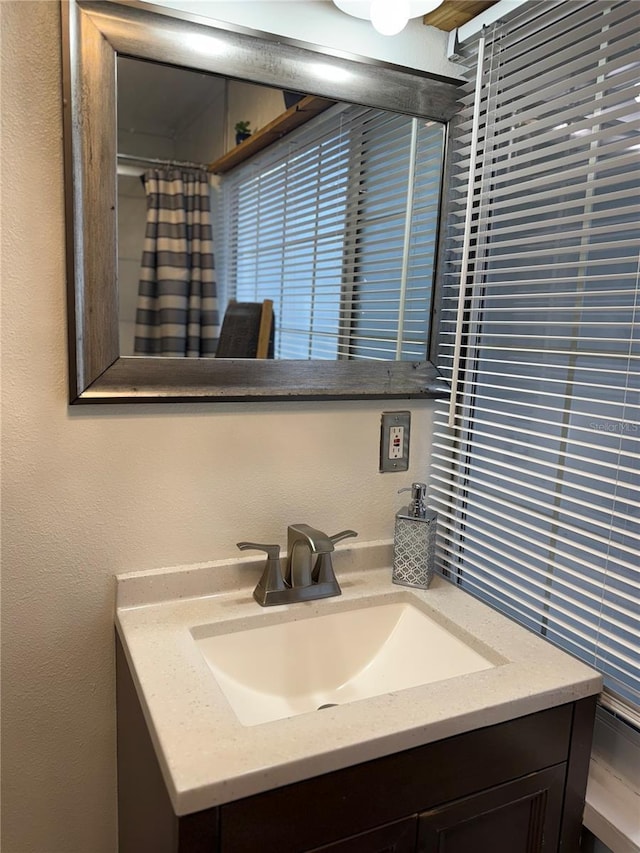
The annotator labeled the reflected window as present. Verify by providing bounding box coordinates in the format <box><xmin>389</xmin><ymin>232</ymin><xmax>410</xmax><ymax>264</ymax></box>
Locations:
<box><xmin>219</xmin><ymin>104</ymin><xmax>445</xmax><ymax>360</ymax></box>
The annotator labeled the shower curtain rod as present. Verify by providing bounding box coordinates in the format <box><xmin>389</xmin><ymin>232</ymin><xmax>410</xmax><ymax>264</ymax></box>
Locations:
<box><xmin>117</xmin><ymin>153</ymin><xmax>212</xmax><ymax>172</ymax></box>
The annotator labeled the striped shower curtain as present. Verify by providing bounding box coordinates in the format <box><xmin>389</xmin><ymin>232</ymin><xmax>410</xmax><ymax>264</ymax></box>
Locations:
<box><xmin>134</xmin><ymin>169</ymin><xmax>219</xmax><ymax>357</ymax></box>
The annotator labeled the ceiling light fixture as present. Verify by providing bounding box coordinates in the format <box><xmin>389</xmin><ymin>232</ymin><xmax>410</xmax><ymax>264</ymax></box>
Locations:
<box><xmin>332</xmin><ymin>0</ymin><xmax>443</xmax><ymax>36</ymax></box>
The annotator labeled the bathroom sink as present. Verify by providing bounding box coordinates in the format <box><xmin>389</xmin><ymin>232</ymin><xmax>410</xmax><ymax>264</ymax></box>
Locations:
<box><xmin>193</xmin><ymin>600</ymin><xmax>495</xmax><ymax>725</ymax></box>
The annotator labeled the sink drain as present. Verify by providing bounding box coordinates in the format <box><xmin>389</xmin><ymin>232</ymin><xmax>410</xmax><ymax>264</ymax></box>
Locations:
<box><xmin>317</xmin><ymin>703</ymin><xmax>339</xmax><ymax>710</ymax></box>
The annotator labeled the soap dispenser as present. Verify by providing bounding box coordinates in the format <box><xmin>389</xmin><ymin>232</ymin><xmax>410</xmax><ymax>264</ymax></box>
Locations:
<box><xmin>392</xmin><ymin>482</ymin><xmax>436</xmax><ymax>589</ymax></box>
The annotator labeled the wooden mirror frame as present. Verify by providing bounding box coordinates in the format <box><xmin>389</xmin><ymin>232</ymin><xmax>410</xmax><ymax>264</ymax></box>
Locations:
<box><xmin>61</xmin><ymin>0</ymin><xmax>460</xmax><ymax>403</ymax></box>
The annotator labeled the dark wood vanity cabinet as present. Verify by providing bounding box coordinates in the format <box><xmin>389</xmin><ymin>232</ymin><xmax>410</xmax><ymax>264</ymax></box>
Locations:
<box><xmin>305</xmin><ymin>766</ymin><xmax>565</xmax><ymax>853</ymax></box>
<box><xmin>116</xmin><ymin>637</ymin><xmax>596</xmax><ymax>853</ymax></box>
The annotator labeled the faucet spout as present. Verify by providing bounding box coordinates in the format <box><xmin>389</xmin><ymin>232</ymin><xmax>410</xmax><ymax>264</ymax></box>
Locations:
<box><xmin>286</xmin><ymin>523</ymin><xmax>334</xmax><ymax>587</ymax></box>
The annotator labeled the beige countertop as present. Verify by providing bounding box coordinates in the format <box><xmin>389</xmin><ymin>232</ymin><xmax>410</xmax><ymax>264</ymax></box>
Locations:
<box><xmin>115</xmin><ymin>540</ymin><xmax>602</xmax><ymax>816</ymax></box>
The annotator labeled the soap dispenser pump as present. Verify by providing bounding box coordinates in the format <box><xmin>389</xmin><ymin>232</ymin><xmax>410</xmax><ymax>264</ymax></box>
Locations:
<box><xmin>392</xmin><ymin>482</ymin><xmax>436</xmax><ymax>589</ymax></box>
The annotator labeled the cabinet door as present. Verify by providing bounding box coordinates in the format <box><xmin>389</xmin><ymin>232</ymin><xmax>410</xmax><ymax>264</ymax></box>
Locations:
<box><xmin>309</xmin><ymin>817</ymin><xmax>417</xmax><ymax>853</ymax></box>
<box><xmin>417</xmin><ymin>765</ymin><xmax>565</xmax><ymax>853</ymax></box>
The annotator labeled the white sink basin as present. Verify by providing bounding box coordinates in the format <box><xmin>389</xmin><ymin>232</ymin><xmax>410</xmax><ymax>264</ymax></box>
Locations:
<box><xmin>193</xmin><ymin>599</ymin><xmax>495</xmax><ymax>726</ymax></box>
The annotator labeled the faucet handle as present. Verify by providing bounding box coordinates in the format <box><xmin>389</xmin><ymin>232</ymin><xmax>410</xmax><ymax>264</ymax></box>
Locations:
<box><xmin>312</xmin><ymin>530</ymin><xmax>358</xmax><ymax>584</ymax></box>
<box><xmin>236</xmin><ymin>541</ymin><xmax>287</xmax><ymax>604</ymax></box>
<box><xmin>328</xmin><ymin>529</ymin><xmax>358</xmax><ymax>546</ymax></box>
<box><xmin>237</xmin><ymin>541</ymin><xmax>280</xmax><ymax>560</ymax></box>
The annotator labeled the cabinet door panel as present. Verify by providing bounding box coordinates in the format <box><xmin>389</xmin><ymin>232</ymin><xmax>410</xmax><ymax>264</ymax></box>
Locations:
<box><xmin>309</xmin><ymin>817</ymin><xmax>417</xmax><ymax>852</ymax></box>
<box><xmin>418</xmin><ymin>765</ymin><xmax>565</xmax><ymax>853</ymax></box>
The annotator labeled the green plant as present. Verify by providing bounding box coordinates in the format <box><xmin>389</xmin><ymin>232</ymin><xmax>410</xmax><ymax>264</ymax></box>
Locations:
<box><xmin>234</xmin><ymin>120</ymin><xmax>251</xmax><ymax>134</ymax></box>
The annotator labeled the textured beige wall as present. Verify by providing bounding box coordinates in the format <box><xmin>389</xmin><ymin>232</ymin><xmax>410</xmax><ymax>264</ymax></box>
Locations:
<box><xmin>0</xmin><ymin>4</ymin><xmax>438</xmax><ymax>851</ymax></box>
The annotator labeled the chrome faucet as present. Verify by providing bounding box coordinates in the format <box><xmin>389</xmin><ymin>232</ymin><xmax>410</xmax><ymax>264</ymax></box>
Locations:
<box><xmin>238</xmin><ymin>525</ymin><xmax>357</xmax><ymax>606</ymax></box>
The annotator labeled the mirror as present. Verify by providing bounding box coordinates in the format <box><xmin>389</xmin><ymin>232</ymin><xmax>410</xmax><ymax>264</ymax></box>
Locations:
<box><xmin>62</xmin><ymin>0</ymin><xmax>460</xmax><ymax>402</ymax></box>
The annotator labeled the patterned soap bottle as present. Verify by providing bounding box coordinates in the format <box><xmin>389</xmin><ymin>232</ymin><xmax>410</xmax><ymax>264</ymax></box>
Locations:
<box><xmin>392</xmin><ymin>482</ymin><xmax>436</xmax><ymax>590</ymax></box>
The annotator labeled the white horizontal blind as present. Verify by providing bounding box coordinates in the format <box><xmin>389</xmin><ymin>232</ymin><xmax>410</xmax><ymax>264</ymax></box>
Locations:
<box><xmin>345</xmin><ymin>111</ymin><xmax>444</xmax><ymax>360</ymax></box>
<box><xmin>432</xmin><ymin>0</ymin><xmax>640</xmax><ymax>722</ymax></box>
<box><xmin>220</xmin><ymin>104</ymin><xmax>444</xmax><ymax>360</ymax></box>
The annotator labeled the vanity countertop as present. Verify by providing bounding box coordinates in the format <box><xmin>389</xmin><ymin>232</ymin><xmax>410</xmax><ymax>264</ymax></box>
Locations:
<box><xmin>115</xmin><ymin>540</ymin><xmax>602</xmax><ymax>816</ymax></box>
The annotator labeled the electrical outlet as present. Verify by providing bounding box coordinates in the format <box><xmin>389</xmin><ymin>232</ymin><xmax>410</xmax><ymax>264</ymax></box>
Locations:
<box><xmin>380</xmin><ymin>411</ymin><xmax>410</xmax><ymax>472</ymax></box>
<box><xmin>389</xmin><ymin>426</ymin><xmax>404</xmax><ymax>459</ymax></box>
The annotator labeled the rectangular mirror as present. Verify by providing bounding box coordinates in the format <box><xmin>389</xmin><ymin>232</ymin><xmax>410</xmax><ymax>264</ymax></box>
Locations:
<box><xmin>62</xmin><ymin>0</ymin><xmax>460</xmax><ymax>403</ymax></box>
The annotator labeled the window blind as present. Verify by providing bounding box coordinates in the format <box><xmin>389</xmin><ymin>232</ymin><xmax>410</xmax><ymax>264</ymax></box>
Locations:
<box><xmin>432</xmin><ymin>0</ymin><xmax>639</xmax><ymax>724</ymax></box>
<box><xmin>220</xmin><ymin>104</ymin><xmax>444</xmax><ymax>360</ymax></box>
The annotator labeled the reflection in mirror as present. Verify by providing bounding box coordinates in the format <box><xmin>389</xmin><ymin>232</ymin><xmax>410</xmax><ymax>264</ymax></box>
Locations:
<box><xmin>116</xmin><ymin>58</ymin><xmax>445</xmax><ymax>362</ymax></box>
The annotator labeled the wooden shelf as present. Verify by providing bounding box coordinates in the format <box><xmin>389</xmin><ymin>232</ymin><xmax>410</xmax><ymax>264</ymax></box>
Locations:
<box><xmin>208</xmin><ymin>95</ymin><xmax>336</xmax><ymax>175</ymax></box>
<box><xmin>422</xmin><ymin>0</ymin><xmax>498</xmax><ymax>31</ymax></box>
